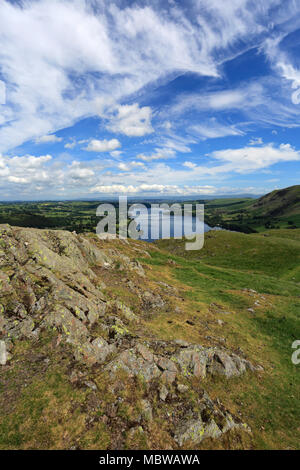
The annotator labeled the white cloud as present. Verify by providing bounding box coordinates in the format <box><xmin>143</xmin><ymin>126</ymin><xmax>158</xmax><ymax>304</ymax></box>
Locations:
<box><xmin>118</xmin><ymin>161</ymin><xmax>145</xmax><ymax>171</ymax></box>
<box><xmin>64</xmin><ymin>140</ymin><xmax>76</xmax><ymax>149</ymax></box>
<box><xmin>189</xmin><ymin>120</ymin><xmax>244</xmax><ymax>140</ymax></box>
<box><xmin>183</xmin><ymin>161</ymin><xmax>197</xmax><ymax>169</ymax></box>
<box><xmin>9</xmin><ymin>154</ymin><xmax>52</xmax><ymax>169</ymax></box>
<box><xmin>277</xmin><ymin>62</ymin><xmax>300</xmax><ymax>105</ymax></box>
<box><xmin>90</xmin><ymin>183</ymin><xmax>216</xmax><ymax>195</ymax></box>
<box><xmin>169</xmin><ymin>83</ymin><xmax>263</xmax><ymax>116</ymax></box>
<box><xmin>0</xmin><ymin>0</ymin><xmax>288</xmax><ymax>152</ymax></box>
<box><xmin>84</xmin><ymin>139</ymin><xmax>121</xmax><ymax>152</ymax></box>
<box><xmin>0</xmin><ymin>154</ymin><xmax>53</xmax><ymax>186</ymax></box>
<box><xmin>0</xmin><ymin>140</ymin><xmax>298</xmax><ymax>199</ymax></box>
<box><xmin>110</xmin><ymin>150</ymin><xmax>123</xmax><ymax>158</ymax></box>
<box><xmin>210</xmin><ymin>143</ymin><xmax>300</xmax><ymax>173</ymax></box>
<box><xmin>35</xmin><ymin>134</ymin><xmax>62</xmax><ymax>144</ymax></box>
<box><xmin>69</xmin><ymin>167</ymin><xmax>95</xmax><ymax>180</ymax></box>
<box><xmin>137</xmin><ymin>147</ymin><xmax>176</xmax><ymax>162</ymax></box>
<box><xmin>249</xmin><ymin>137</ymin><xmax>263</xmax><ymax>145</ymax></box>
<box><xmin>107</xmin><ymin>104</ymin><xmax>153</xmax><ymax>137</ymax></box>
<box><xmin>137</xmin><ymin>154</ymin><xmax>165</xmax><ymax>162</ymax></box>
<box><xmin>7</xmin><ymin>176</ymin><xmax>28</xmax><ymax>184</ymax></box>
<box><xmin>208</xmin><ymin>90</ymin><xmax>245</xmax><ymax>110</ymax></box>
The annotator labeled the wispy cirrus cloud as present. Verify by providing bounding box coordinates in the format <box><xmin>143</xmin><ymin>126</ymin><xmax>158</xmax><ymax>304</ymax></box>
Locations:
<box><xmin>1</xmin><ymin>0</ymin><xmax>298</xmax><ymax>153</ymax></box>
<box><xmin>189</xmin><ymin>120</ymin><xmax>244</xmax><ymax>140</ymax></box>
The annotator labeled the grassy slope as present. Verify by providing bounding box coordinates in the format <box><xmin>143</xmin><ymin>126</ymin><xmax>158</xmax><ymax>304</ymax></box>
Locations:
<box><xmin>205</xmin><ymin>185</ymin><xmax>300</xmax><ymax>232</ymax></box>
<box><xmin>139</xmin><ymin>229</ymin><xmax>300</xmax><ymax>449</ymax></box>
<box><xmin>255</xmin><ymin>228</ymin><xmax>300</xmax><ymax>241</ymax></box>
<box><xmin>252</xmin><ymin>185</ymin><xmax>300</xmax><ymax>217</ymax></box>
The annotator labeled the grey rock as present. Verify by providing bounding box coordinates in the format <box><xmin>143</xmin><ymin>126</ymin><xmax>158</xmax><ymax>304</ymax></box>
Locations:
<box><xmin>174</xmin><ymin>417</ymin><xmax>222</xmax><ymax>447</ymax></box>
<box><xmin>74</xmin><ymin>337</ymin><xmax>115</xmax><ymax>365</ymax></box>
<box><xmin>5</xmin><ymin>317</ymin><xmax>35</xmax><ymax>340</ymax></box>
<box><xmin>207</xmin><ymin>350</ymin><xmax>249</xmax><ymax>378</ymax></box>
<box><xmin>159</xmin><ymin>384</ymin><xmax>169</xmax><ymax>401</ymax></box>
<box><xmin>106</xmin><ymin>345</ymin><xmax>161</xmax><ymax>382</ymax></box>
<box><xmin>173</xmin><ymin>346</ymin><xmax>208</xmax><ymax>379</ymax></box>
<box><xmin>142</xmin><ymin>291</ymin><xmax>165</xmax><ymax>310</ymax></box>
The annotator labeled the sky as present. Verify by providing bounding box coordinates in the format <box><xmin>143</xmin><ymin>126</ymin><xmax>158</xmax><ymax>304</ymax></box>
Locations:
<box><xmin>0</xmin><ymin>0</ymin><xmax>300</xmax><ymax>200</ymax></box>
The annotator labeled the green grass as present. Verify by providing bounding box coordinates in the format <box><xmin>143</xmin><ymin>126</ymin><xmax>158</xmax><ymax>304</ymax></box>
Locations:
<box><xmin>142</xmin><ymin>229</ymin><xmax>300</xmax><ymax>449</ymax></box>
<box><xmin>156</xmin><ymin>230</ymin><xmax>300</xmax><ymax>280</ymax></box>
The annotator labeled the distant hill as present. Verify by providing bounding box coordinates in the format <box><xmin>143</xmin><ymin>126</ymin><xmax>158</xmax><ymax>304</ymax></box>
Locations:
<box><xmin>204</xmin><ymin>185</ymin><xmax>300</xmax><ymax>232</ymax></box>
<box><xmin>252</xmin><ymin>185</ymin><xmax>300</xmax><ymax>218</ymax></box>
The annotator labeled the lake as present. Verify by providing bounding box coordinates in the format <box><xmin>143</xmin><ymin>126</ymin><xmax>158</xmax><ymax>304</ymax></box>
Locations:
<box><xmin>128</xmin><ymin>207</ymin><xmax>222</xmax><ymax>242</ymax></box>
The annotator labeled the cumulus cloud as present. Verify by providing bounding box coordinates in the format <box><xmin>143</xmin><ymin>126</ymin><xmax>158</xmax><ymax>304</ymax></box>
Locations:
<box><xmin>0</xmin><ymin>154</ymin><xmax>53</xmax><ymax>186</ymax></box>
<box><xmin>107</xmin><ymin>104</ymin><xmax>153</xmax><ymax>137</ymax></box>
<box><xmin>84</xmin><ymin>139</ymin><xmax>121</xmax><ymax>152</ymax></box>
<box><xmin>69</xmin><ymin>167</ymin><xmax>95</xmax><ymax>180</ymax></box>
<box><xmin>8</xmin><ymin>154</ymin><xmax>52</xmax><ymax>169</ymax></box>
<box><xmin>183</xmin><ymin>161</ymin><xmax>197</xmax><ymax>169</ymax></box>
<box><xmin>110</xmin><ymin>150</ymin><xmax>123</xmax><ymax>158</ymax></box>
<box><xmin>35</xmin><ymin>135</ymin><xmax>62</xmax><ymax>144</ymax></box>
<box><xmin>118</xmin><ymin>161</ymin><xmax>145</xmax><ymax>171</ymax></box>
<box><xmin>0</xmin><ymin>140</ymin><xmax>299</xmax><ymax>199</ymax></box>
<box><xmin>90</xmin><ymin>183</ymin><xmax>216</xmax><ymax>195</ymax></box>
<box><xmin>8</xmin><ymin>176</ymin><xmax>28</xmax><ymax>184</ymax></box>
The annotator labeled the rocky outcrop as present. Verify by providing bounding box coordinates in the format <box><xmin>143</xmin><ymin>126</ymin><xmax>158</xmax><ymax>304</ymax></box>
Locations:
<box><xmin>0</xmin><ymin>225</ymin><xmax>260</xmax><ymax>449</ymax></box>
<box><xmin>172</xmin><ymin>344</ymin><xmax>258</xmax><ymax>379</ymax></box>
<box><xmin>0</xmin><ymin>225</ymin><xmax>116</xmax><ymax>364</ymax></box>
<box><xmin>174</xmin><ymin>413</ymin><xmax>250</xmax><ymax>446</ymax></box>
<box><xmin>106</xmin><ymin>340</ymin><xmax>259</xmax><ymax>386</ymax></box>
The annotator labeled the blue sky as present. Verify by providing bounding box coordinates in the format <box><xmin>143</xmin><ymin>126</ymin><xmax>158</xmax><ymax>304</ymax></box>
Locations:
<box><xmin>0</xmin><ymin>0</ymin><xmax>300</xmax><ymax>200</ymax></box>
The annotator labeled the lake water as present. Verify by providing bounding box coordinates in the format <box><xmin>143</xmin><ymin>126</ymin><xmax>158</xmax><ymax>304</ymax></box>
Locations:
<box><xmin>128</xmin><ymin>207</ymin><xmax>222</xmax><ymax>242</ymax></box>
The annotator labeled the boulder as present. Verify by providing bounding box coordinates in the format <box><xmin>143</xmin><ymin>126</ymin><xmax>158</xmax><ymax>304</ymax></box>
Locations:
<box><xmin>207</xmin><ymin>350</ymin><xmax>250</xmax><ymax>378</ymax></box>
